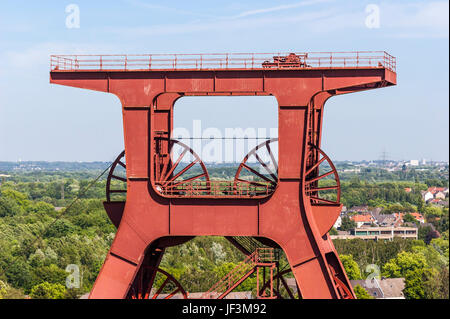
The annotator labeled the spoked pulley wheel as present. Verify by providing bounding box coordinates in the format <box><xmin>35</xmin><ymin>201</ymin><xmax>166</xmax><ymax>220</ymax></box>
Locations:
<box><xmin>130</xmin><ymin>267</ymin><xmax>188</xmax><ymax>299</ymax></box>
<box><xmin>304</xmin><ymin>143</ymin><xmax>340</xmax><ymax>205</ymax></box>
<box><xmin>233</xmin><ymin>138</ymin><xmax>278</xmax><ymax>196</ymax></box>
<box><xmin>106</xmin><ymin>150</ymin><xmax>127</xmax><ymax>202</ymax></box>
<box><xmin>155</xmin><ymin>137</ymin><xmax>210</xmax><ymax>196</ymax></box>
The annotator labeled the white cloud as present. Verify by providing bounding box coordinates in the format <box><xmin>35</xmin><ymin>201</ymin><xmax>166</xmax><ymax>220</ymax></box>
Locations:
<box><xmin>231</xmin><ymin>0</ymin><xmax>333</xmax><ymax>19</ymax></box>
<box><xmin>107</xmin><ymin>9</ymin><xmax>334</xmax><ymax>37</ymax></box>
<box><xmin>107</xmin><ymin>0</ymin><xmax>448</xmax><ymax>39</ymax></box>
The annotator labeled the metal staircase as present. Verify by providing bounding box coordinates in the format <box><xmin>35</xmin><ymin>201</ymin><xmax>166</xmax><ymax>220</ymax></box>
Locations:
<box><xmin>226</xmin><ymin>236</ymin><xmax>267</xmax><ymax>256</ymax></box>
<box><xmin>201</xmin><ymin>248</ymin><xmax>277</xmax><ymax>299</ymax></box>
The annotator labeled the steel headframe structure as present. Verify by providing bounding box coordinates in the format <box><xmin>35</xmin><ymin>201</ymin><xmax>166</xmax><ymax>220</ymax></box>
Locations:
<box><xmin>50</xmin><ymin>51</ymin><xmax>396</xmax><ymax>299</ymax></box>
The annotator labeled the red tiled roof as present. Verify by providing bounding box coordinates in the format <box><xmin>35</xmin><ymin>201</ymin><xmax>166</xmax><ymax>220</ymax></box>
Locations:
<box><xmin>428</xmin><ymin>187</ymin><xmax>446</xmax><ymax>194</ymax></box>
<box><xmin>395</xmin><ymin>212</ymin><xmax>424</xmax><ymax>222</ymax></box>
<box><xmin>351</xmin><ymin>214</ymin><xmax>374</xmax><ymax>223</ymax></box>
<box><xmin>410</xmin><ymin>212</ymin><xmax>424</xmax><ymax>220</ymax></box>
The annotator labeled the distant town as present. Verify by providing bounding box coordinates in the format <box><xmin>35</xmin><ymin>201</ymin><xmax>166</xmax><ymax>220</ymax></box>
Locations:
<box><xmin>0</xmin><ymin>158</ymin><xmax>448</xmax><ymax>172</ymax></box>
<box><xmin>0</xmin><ymin>158</ymin><xmax>448</xmax><ymax>299</ymax></box>
<box><xmin>332</xmin><ymin>184</ymin><xmax>448</xmax><ymax>241</ymax></box>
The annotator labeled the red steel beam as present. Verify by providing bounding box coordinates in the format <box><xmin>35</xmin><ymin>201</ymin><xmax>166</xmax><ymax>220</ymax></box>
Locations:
<box><xmin>49</xmin><ymin>52</ymin><xmax>397</xmax><ymax>299</ymax></box>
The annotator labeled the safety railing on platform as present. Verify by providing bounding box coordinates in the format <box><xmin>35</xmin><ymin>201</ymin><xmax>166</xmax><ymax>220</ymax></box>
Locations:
<box><xmin>50</xmin><ymin>51</ymin><xmax>396</xmax><ymax>72</ymax></box>
<box><xmin>155</xmin><ymin>180</ymin><xmax>275</xmax><ymax>198</ymax></box>
<box><xmin>201</xmin><ymin>248</ymin><xmax>275</xmax><ymax>299</ymax></box>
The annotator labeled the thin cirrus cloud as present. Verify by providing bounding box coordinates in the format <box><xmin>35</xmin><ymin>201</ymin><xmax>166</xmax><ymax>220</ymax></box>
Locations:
<box><xmin>108</xmin><ymin>0</ymin><xmax>448</xmax><ymax>39</ymax></box>
<box><xmin>125</xmin><ymin>0</ymin><xmax>217</xmax><ymax>19</ymax></box>
<box><xmin>228</xmin><ymin>0</ymin><xmax>333</xmax><ymax>19</ymax></box>
<box><xmin>109</xmin><ymin>0</ymin><xmax>335</xmax><ymax>37</ymax></box>
<box><xmin>107</xmin><ymin>9</ymin><xmax>334</xmax><ymax>37</ymax></box>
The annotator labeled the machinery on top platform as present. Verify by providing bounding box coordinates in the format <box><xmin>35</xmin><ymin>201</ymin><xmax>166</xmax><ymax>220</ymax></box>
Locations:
<box><xmin>50</xmin><ymin>51</ymin><xmax>396</xmax><ymax>299</ymax></box>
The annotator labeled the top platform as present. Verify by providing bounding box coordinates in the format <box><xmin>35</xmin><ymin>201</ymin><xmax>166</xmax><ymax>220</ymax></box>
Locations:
<box><xmin>50</xmin><ymin>51</ymin><xmax>396</xmax><ymax>73</ymax></box>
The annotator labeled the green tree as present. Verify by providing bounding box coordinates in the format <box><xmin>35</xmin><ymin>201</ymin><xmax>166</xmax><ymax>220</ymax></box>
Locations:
<box><xmin>329</xmin><ymin>227</ymin><xmax>338</xmax><ymax>235</ymax></box>
<box><xmin>4</xmin><ymin>258</ymin><xmax>33</xmax><ymax>292</ymax></box>
<box><xmin>340</xmin><ymin>254</ymin><xmax>361</xmax><ymax>280</ymax></box>
<box><xmin>0</xmin><ymin>194</ymin><xmax>24</xmax><ymax>217</ymax></box>
<box><xmin>382</xmin><ymin>251</ymin><xmax>430</xmax><ymax>299</ymax></box>
<box><xmin>31</xmin><ymin>264</ymin><xmax>67</xmax><ymax>287</ymax></box>
<box><xmin>213</xmin><ymin>262</ymin><xmax>257</xmax><ymax>293</ymax></box>
<box><xmin>44</xmin><ymin>219</ymin><xmax>75</xmax><ymax>238</ymax></box>
<box><xmin>30</xmin><ymin>282</ymin><xmax>67</xmax><ymax>299</ymax></box>
<box><xmin>354</xmin><ymin>285</ymin><xmax>373</xmax><ymax>299</ymax></box>
<box><xmin>0</xmin><ymin>280</ymin><xmax>25</xmax><ymax>299</ymax></box>
<box><xmin>340</xmin><ymin>216</ymin><xmax>356</xmax><ymax>231</ymax></box>
<box><xmin>423</xmin><ymin>266</ymin><xmax>449</xmax><ymax>299</ymax></box>
<box><xmin>403</xmin><ymin>213</ymin><xmax>418</xmax><ymax>225</ymax></box>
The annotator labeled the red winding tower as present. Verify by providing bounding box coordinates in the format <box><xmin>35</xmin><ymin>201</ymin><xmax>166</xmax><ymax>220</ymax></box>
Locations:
<box><xmin>50</xmin><ymin>51</ymin><xmax>396</xmax><ymax>299</ymax></box>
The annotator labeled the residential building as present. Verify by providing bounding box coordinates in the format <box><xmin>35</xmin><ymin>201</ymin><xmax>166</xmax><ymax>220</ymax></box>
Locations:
<box><xmin>422</xmin><ymin>191</ymin><xmax>434</xmax><ymax>202</ymax></box>
<box><xmin>350</xmin><ymin>278</ymin><xmax>405</xmax><ymax>299</ymax></box>
<box><xmin>371</xmin><ymin>211</ymin><xmax>396</xmax><ymax>227</ymax></box>
<box><xmin>330</xmin><ymin>226</ymin><xmax>418</xmax><ymax>240</ymax></box>
<box><xmin>394</xmin><ymin>212</ymin><xmax>425</xmax><ymax>224</ymax></box>
<box><xmin>434</xmin><ymin>191</ymin><xmax>446</xmax><ymax>200</ymax></box>
<box><xmin>351</xmin><ymin>226</ymin><xmax>418</xmax><ymax>240</ymax></box>
<box><xmin>428</xmin><ymin>187</ymin><xmax>448</xmax><ymax>195</ymax></box>
<box><xmin>350</xmin><ymin>213</ymin><xmax>375</xmax><ymax>228</ymax></box>
<box><xmin>378</xmin><ymin>278</ymin><xmax>406</xmax><ymax>299</ymax></box>
<box><xmin>333</xmin><ymin>215</ymin><xmax>342</xmax><ymax>229</ymax></box>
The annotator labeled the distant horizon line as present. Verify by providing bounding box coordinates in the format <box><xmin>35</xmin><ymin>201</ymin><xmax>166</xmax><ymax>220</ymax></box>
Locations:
<box><xmin>1</xmin><ymin>159</ymin><xmax>448</xmax><ymax>164</ymax></box>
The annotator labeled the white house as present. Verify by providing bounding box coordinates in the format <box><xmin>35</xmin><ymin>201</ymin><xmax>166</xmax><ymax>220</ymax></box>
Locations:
<box><xmin>333</xmin><ymin>216</ymin><xmax>342</xmax><ymax>229</ymax></box>
<box><xmin>435</xmin><ymin>191</ymin><xmax>446</xmax><ymax>200</ymax></box>
<box><xmin>422</xmin><ymin>191</ymin><xmax>434</xmax><ymax>202</ymax></box>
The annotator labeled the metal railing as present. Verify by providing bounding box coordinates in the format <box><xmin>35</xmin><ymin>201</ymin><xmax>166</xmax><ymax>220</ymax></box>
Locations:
<box><xmin>155</xmin><ymin>180</ymin><xmax>275</xmax><ymax>198</ymax></box>
<box><xmin>231</xmin><ymin>236</ymin><xmax>266</xmax><ymax>254</ymax></box>
<box><xmin>50</xmin><ymin>51</ymin><xmax>396</xmax><ymax>72</ymax></box>
<box><xmin>201</xmin><ymin>248</ymin><xmax>275</xmax><ymax>299</ymax></box>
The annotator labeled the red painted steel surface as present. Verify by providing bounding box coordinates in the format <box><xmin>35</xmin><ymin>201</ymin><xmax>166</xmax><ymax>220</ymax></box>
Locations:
<box><xmin>49</xmin><ymin>51</ymin><xmax>397</xmax><ymax>299</ymax></box>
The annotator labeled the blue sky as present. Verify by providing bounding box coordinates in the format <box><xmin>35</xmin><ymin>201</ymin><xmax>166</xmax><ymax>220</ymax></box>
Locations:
<box><xmin>0</xmin><ymin>0</ymin><xmax>448</xmax><ymax>162</ymax></box>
